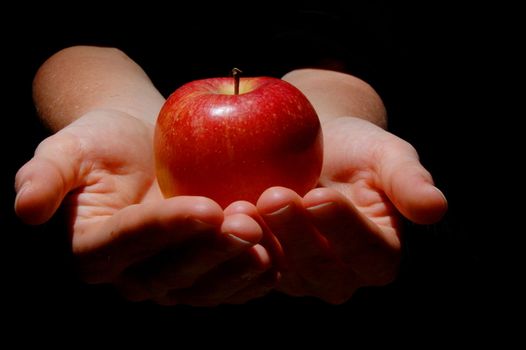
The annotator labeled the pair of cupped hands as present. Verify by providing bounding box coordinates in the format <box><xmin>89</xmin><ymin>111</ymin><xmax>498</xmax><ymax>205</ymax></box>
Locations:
<box><xmin>14</xmin><ymin>109</ymin><xmax>447</xmax><ymax>306</ymax></box>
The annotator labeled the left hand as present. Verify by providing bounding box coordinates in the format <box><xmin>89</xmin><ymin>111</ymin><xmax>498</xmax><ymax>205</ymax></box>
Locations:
<box><xmin>257</xmin><ymin>117</ymin><xmax>447</xmax><ymax>304</ymax></box>
<box><xmin>15</xmin><ymin>110</ymin><xmax>275</xmax><ymax>306</ymax></box>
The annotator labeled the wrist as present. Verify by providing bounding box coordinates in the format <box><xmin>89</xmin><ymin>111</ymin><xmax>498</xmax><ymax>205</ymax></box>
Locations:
<box><xmin>33</xmin><ymin>46</ymin><xmax>165</xmax><ymax>132</ymax></box>
<box><xmin>283</xmin><ymin>68</ymin><xmax>387</xmax><ymax>129</ymax></box>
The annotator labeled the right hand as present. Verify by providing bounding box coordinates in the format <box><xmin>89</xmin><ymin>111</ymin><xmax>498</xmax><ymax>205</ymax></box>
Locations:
<box><xmin>15</xmin><ymin>109</ymin><xmax>276</xmax><ymax>306</ymax></box>
<box><xmin>255</xmin><ymin>117</ymin><xmax>447</xmax><ymax>303</ymax></box>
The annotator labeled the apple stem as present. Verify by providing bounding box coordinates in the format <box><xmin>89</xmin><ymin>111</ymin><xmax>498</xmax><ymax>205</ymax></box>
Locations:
<box><xmin>232</xmin><ymin>68</ymin><xmax>242</xmax><ymax>95</ymax></box>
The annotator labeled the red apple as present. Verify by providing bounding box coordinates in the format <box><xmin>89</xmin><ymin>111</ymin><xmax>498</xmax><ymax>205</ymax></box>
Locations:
<box><xmin>154</xmin><ymin>73</ymin><xmax>323</xmax><ymax>208</ymax></box>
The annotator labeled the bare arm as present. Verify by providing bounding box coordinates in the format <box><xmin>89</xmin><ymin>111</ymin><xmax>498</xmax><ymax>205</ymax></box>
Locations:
<box><xmin>266</xmin><ymin>68</ymin><xmax>445</xmax><ymax>303</ymax></box>
<box><xmin>282</xmin><ymin>68</ymin><xmax>387</xmax><ymax>129</ymax></box>
<box><xmin>33</xmin><ymin>45</ymin><xmax>165</xmax><ymax>131</ymax></box>
<box><xmin>18</xmin><ymin>46</ymin><xmax>274</xmax><ymax>305</ymax></box>
<box><xmin>35</xmin><ymin>51</ymin><xmax>383</xmax><ymax>131</ymax></box>
<box><xmin>20</xmin><ymin>46</ymin><xmax>445</xmax><ymax>305</ymax></box>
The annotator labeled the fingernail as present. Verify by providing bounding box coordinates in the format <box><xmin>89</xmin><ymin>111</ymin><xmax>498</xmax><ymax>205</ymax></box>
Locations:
<box><xmin>15</xmin><ymin>180</ymin><xmax>31</xmax><ymax>194</ymax></box>
<box><xmin>14</xmin><ymin>181</ymin><xmax>31</xmax><ymax>209</ymax></box>
<box><xmin>222</xmin><ymin>234</ymin><xmax>253</xmax><ymax>255</ymax></box>
<box><xmin>306</xmin><ymin>202</ymin><xmax>337</xmax><ymax>218</ymax></box>
<box><xmin>190</xmin><ymin>219</ymin><xmax>217</xmax><ymax>231</ymax></box>
<box><xmin>433</xmin><ymin>186</ymin><xmax>448</xmax><ymax>208</ymax></box>
<box><xmin>265</xmin><ymin>204</ymin><xmax>293</xmax><ymax>218</ymax></box>
<box><xmin>226</xmin><ymin>233</ymin><xmax>252</xmax><ymax>246</ymax></box>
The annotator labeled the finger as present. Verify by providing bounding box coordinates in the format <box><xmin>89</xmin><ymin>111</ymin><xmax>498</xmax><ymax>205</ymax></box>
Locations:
<box><xmin>223</xmin><ymin>202</ymin><xmax>264</xmax><ymax>243</ymax></box>
<box><xmin>304</xmin><ymin>187</ymin><xmax>400</xmax><ymax>286</ymax></box>
<box><xmin>379</xmin><ymin>141</ymin><xmax>448</xmax><ymax>224</ymax></box>
<box><xmin>14</xmin><ymin>133</ymin><xmax>83</xmax><ymax>224</ymax></box>
<box><xmin>114</xmin><ymin>212</ymin><xmax>262</xmax><ymax>300</ymax></box>
<box><xmin>225</xmin><ymin>200</ymin><xmax>284</xmax><ymax>267</ymax></box>
<box><xmin>155</xmin><ymin>245</ymin><xmax>272</xmax><ymax>306</ymax></box>
<box><xmin>224</xmin><ymin>200</ymin><xmax>258</xmax><ymax>216</ymax></box>
<box><xmin>74</xmin><ymin>196</ymin><xmax>224</xmax><ymax>283</ymax></box>
<box><xmin>152</xmin><ymin>213</ymin><xmax>262</xmax><ymax>293</ymax></box>
<box><xmin>257</xmin><ymin>187</ymin><xmax>335</xmax><ymax>281</ymax></box>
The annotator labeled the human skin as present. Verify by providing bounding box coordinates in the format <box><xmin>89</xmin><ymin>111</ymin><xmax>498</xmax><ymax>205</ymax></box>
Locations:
<box><xmin>15</xmin><ymin>46</ymin><xmax>447</xmax><ymax>304</ymax></box>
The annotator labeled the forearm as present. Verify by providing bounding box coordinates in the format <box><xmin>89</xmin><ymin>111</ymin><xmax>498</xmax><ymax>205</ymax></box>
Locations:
<box><xmin>282</xmin><ymin>69</ymin><xmax>387</xmax><ymax>129</ymax></box>
<box><xmin>33</xmin><ymin>46</ymin><xmax>165</xmax><ymax>131</ymax></box>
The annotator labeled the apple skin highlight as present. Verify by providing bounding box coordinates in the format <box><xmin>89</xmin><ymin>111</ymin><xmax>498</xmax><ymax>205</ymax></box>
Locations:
<box><xmin>154</xmin><ymin>76</ymin><xmax>323</xmax><ymax>208</ymax></box>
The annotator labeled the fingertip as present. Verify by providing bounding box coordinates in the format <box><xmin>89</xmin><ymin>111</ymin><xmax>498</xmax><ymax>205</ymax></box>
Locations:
<box><xmin>224</xmin><ymin>201</ymin><xmax>264</xmax><ymax>245</ymax></box>
<box><xmin>250</xmin><ymin>244</ymin><xmax>272</xmax><ymax>271</ymax></box>
<box><xmin>14</xmin><ymin>178</ymin><xmax>29</xmax><ymax>209</ymax></box>
<box><xmin>256</xmin><ymin>186</ymin><xmax>301</xmax><ymax>215</ymax></box>
<box><xmin>226</xmin><ymin>201</ymin><xmax>284</xmax><ymax>268</ymax></box>
<box><xmin>224</xmin><ymin>200</ymin><xmax>258</xmax><ymax>216</ymax></box>
<box><xmin>222</xmin><ymin>213</ymin><xmax>262</xmax><ymax>245</ymax></box>
<box><xmin>14</xmin><ymin>180</ymin><xmax>59</xmax><ymax>225</ymax></box>
<box><xmin>169</xmin><ymin>196</ymin><xmax>224</xmax><ymax>227</ymax></box>
<box><xmin>14</xmin><ymin>181</ymin><xmax>33</xmax><ymax>222</ymax></box>
<box><xmin>405</xmin><ymin>184</ymin><xmax>448</xmax><ymax>225</ymax></box>
<box><xmin>433</xmin><ymin>186</ymin><xmax>449</xmax><ymax>211</ymax></box>
<box><xmin>383</xmin><ymin>155</ymin><xmax>448</xmax><ymax>225</ymax></box>
<box><xmin>303</xmin><ymin>187</ymin><xmax>347</xmax><ymax>208</ymax></box>
<box><xmin>424</xmin><ymin>185</ymin><xmax>448</xmax><ymax>223</ymax></box>
<box><xmin>191</xmin><ymin>196</ymin><xmax>224</xmax><ymax>217</ymax></box>
<box><xmin>14</xmin><ymin>155</ymin><xmax>76</xmax><ymax>225</ymax></box>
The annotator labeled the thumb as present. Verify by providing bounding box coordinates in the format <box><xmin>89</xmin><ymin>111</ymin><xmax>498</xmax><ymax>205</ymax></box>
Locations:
<box><xmin>15</xmin><ymin>133</ymin><xmax>82</xmax><ymax>225</ymax></box>
<box><xmin>380</xmin><ymin>143</ymin><xmax>448</xmax><ymax>224</ymax></box>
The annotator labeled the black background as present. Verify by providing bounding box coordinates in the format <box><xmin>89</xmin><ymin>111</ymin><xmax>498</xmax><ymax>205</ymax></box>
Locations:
<box><xmin>1</xmin><ymin>0</ymin><xmax>514</xmax><ymax>340</ymax></box>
